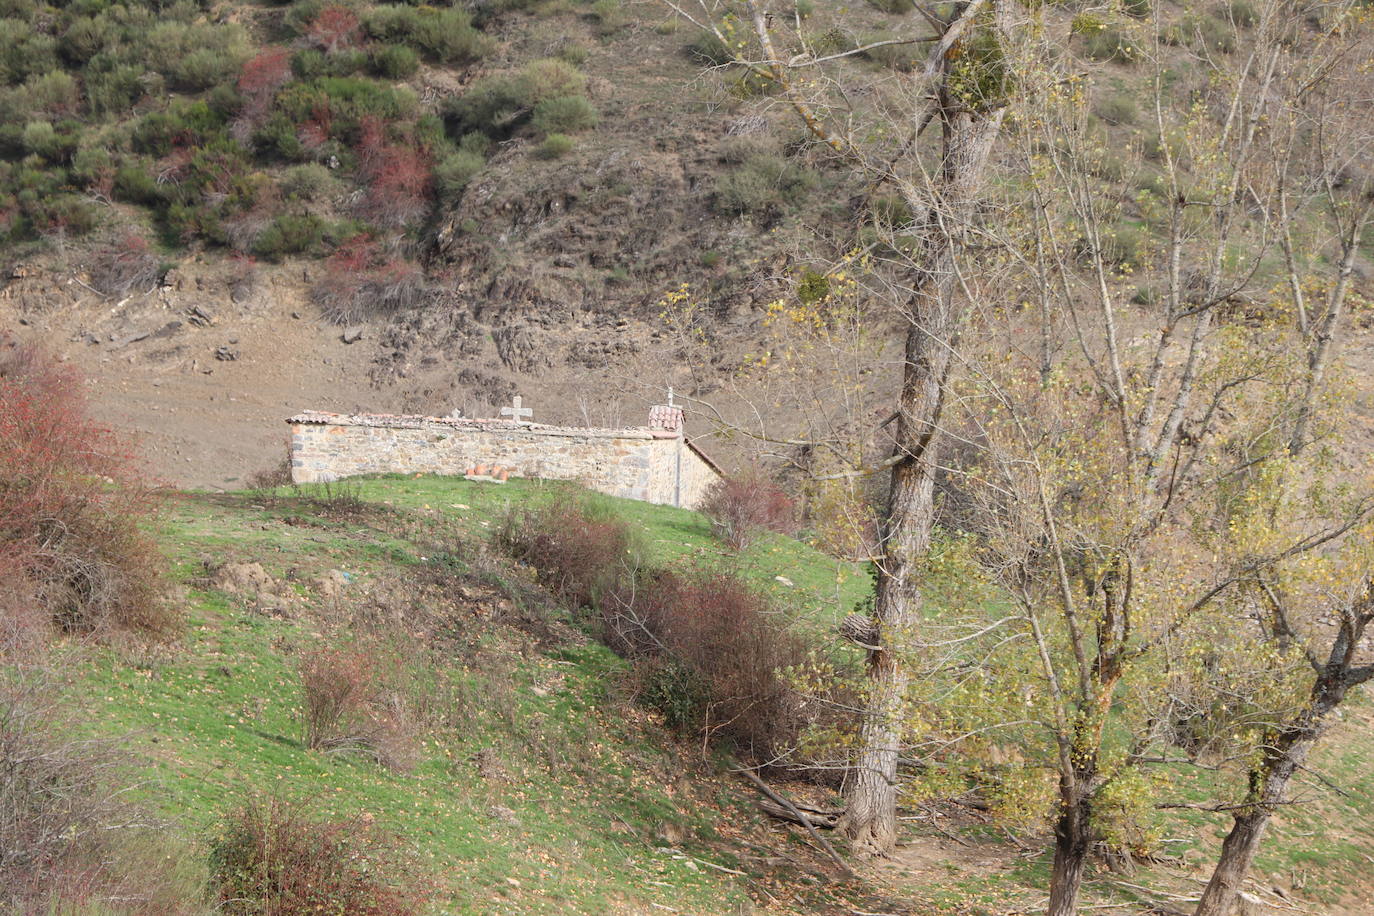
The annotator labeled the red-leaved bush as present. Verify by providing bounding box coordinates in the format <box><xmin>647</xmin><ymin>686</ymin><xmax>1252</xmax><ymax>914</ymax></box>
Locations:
<box><xmin>234</xmin><ymin>47</ymin><xmax>294</xmax><ymax>139</ymax></box>
<box><xmin>498</xmin><ymin>492</ymin><xmax>804</xmax><ymax>760</ymax></box>
<box><xmin>353</xmin><ymin>117</ymin><xmax>434</xmax><ymax>230</ymax></box>
<box><xmin>210</xmin><ymin>796</ymin><xmax>426</xmax><ymax>916</ymax></box>
<box><xmin>311</xmin><ymin>235</ymin><xmax>427</xmax><ymax>324</ymax></box>
<box><xmin>238</xmin><ymin>47</ymin><xmax>292</xmax><ymax>97</ymax></box>
<box><xmin>699</xmin><ymin>472</ymin><xmax>797</xmax><ymax>550</ymax></box>
<box><xmin>305</xmin><ymin>6</ymin><xmax>361</xmax><ymax>54</ymax></box>
<box><xmin>0</xmin><ymin>338</ymin><xmax>170</xmax><ymax>648</ymax></box>
<box><xmin>299</xmin><ymin>642</ymin><xmax>418</xmax><ymax>771</ymax></box>
<box><xmin>604</xmin><ymin>569</ymin><xmax>805</xmax><ymax>760</ymax></box>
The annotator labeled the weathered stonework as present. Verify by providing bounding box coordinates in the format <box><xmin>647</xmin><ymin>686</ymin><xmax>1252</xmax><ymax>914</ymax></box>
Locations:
<box><xmin>286</xmin><ymin>409</ymin><xmax>721</xmax><ymax>509</ymax></box>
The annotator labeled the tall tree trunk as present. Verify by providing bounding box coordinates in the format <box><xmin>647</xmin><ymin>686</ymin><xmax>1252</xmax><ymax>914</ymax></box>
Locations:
<box><xmin>1047</xmin><ymin>785</ymin><xmax>1093</xmax><ymax>916</ymax></box>
<box><xmin>839</xmin><ymin>87</ymin><xmax>1008</xmax><ymax>856</ymax></box>
<box><xmin>1194</xmin><ymin>675</ymin><xmax>1350</xmax><ymax>916</ymax></box>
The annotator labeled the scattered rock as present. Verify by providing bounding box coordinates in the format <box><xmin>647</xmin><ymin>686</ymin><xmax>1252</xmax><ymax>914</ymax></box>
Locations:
<box><xmin>186</xmin><ymin>305</ymin><xmax>214</xmax><ymax>327</ymax></box>
<box><xmin>111</xmin><ymin>330</ymin><xmax>150</xmax><ymax>349</ymax></box>
<box><xmin>214</xmin><ymin>346</ymin><xmax>239</xmax><ymax>361</ymax></box>
<box><xmin>341</xmin><ymin>326</ymin><xmax>364</xmax><ymax>344</ymax></box>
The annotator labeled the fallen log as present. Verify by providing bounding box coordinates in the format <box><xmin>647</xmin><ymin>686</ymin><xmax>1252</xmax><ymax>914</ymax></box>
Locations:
<box><xmin>758</xmin><ymin>800</ymin><xmax>840</xmax><ymax>830</ymax></box>
<box><xmin>735</xmin><ymin>768</ymin><xmax>855</xmax><ymax>879</ymax></box>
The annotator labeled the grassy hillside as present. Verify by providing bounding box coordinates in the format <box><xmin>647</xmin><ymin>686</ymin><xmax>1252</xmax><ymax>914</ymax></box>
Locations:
<box><xmin>31</xmin><ymin>474</ymin><xmax>1374</xmax><ymax>914</ymax></box>
<box><xmin>59</xmin><ymin>476</ymin><xmax>884</xmax><ymax>914</ymax></box>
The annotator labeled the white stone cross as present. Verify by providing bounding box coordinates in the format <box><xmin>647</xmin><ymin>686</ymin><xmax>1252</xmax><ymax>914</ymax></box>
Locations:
<box><xmin>500</xmin><ymin>395</ymin><xmax>533</xmax><ymax>422</ymax></box>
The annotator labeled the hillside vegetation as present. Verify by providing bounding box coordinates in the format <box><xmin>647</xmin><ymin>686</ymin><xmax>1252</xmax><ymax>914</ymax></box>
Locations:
<box><xmin>6</xmin><ymin>474</ymin><xmax>1373</xmax><ymax>914</ymax></box>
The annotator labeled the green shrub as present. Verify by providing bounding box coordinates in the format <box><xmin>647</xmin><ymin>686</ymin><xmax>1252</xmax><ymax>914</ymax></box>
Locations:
<box><xmin>409</xmin><ymin>7</ymin><xmax>493</xmax><ymax>63</ymax></box>
<box><xmin>363</xmin><ymin>4</ymin><xmax>420</xmax><ymax>43</ymax></box>
<box><xmin>1195</xmin><ymin>13</ymin><xmax>1237</xmax><ymax>51</ymax></box>
<box><xmin>556</xmin><ymin>42</ymin><xmax>589</xmax><ymax>66</ymax></box>
<box><xmin>517</xmin><ymin>58</ymin><xmax>586</xmax><ymax>104</ymax></box>
<box><xmin>1087</xmin><ymin>147</ymin><xmax>1129</xmax><ymax>182</ymax></box>
<box><xmin>687</xmin><ymin>29</ymin><xmax>733</xmax><ymax>66</ymax></box>
<box><xmin>713</xmin><ymin>153</ymin><xmax>817</xmax><ymax>218</ymax></box>
<box><xmin>70</xmin><ymin>146</ymin><xmax>112</xmax><ymax>187</ymax></box>
<box><xmin>59</xmin><ymin>16</ymin><xmax>111</xmax><ymax>64</ymax></box>
<box><xmin>860</xmin><ymin>30</ymin><xmax>921</xmax><ymax>71</ymax></box>
<box><xmin>1225</xmin><ymin>0</ymin><xmax>1257</xmax><ymax>27</ymax></box>
<box><xmin>865</xmin><ymin>0</ymin><xmax>914</xmax><ymax>12</ymax></box>
<box><xmin>870</xmin><ymin>193</ymin><xmax>915</xmax><ymax>228</ymax></box>
<box><xmin>0</xmin><ymin>19</ymin><xmax>57</xmax><ymax>85</ymax></box>
<box><xmin>292</xmin><ymin>48</ymin><xmax>328</xmax><ymax>80</ymax></box>
<box><xmin>531</xmin><ymin>94</ymin><xmax>597</xmax><ymax>135</ymax></box>
<box><xmin>641</xmin><ymin>659</ymin><xmax>711</xmax><ymax>732</ymax></box>
<box><xmin>281</xmin><ymin>163</ymin><xmax>339</xmax><ymax>200</ymax></box>
<box><xmin>253</xmin><ymin>211</ymin><xmax>327</xmax><ymax>259</ymax></box>
<box><xmin>1102</xmin><ymin>221</ymin><xmax>1148</xmax><ymax>268</ymax></box>
<box><xmin>1122</xmin><ymin>0</ymin><xmax>1150</xmax><ymax>18</ymax></box>
<box><xmin>587</xmin><ymin>0</ymin><xmax>625</xmax><ymax>35</ymax></box>
<box><xmin>445</xmin><ymin>59</ymin><xmax>586</xmax><ymax>137</ymax></box>
<box><xmin>19</xmin><ymin>71</ymin><xmax>80</xmax><ymax>116</ymax></box>
<box><xmin>1164</xmin><ymin>13</ymin><xmax>1236</xmax><ymax>52</ymax></box>
<box><xmin>537</xmin><ymin>133</ymin><xmax>574</xmax><ymax>158</ymax></box>
<box><xmin>433</xmin><ymin>149</ymin><xmax>484</xmax><ymax>199</ymax></box>
<box><xmin>1093</xmin><ymin>90</ymin><xmax>1137</xmax><ymax>125</ymax></box>
<box><xmin>372</xmin><ymin>43</ymin><xmax>419</xmax><ymax>78</ymax></box>
<box><xmin>20</xmin><ymin>120</ymin><xmax>59</xmax><ymax>160</ymax></box>
<box><xmin>1080</xmin><ymin>25</ymin><xmax>1140</xmax><ymax>63</ymax></box>
<box><xmin>254</xmin><ymin>113</ymin><xmax>309</xmax><ymax>161</ymax></box>
<box><xmin>174</xmin><ymin>46</ymin><xmax>248</xmax><ymax>91</ymax></box>
<box><xmin>113</xmin><ymin>162</ymin><xmax>160</xmax><ymax>204</ymax></box>
<box><xmin>325</xmin><ymin>47</ymin><xmax>369</xmax><ymax>77</ymax></box>
<box><xmin>85</xmin><ymin>64</ymin><xmax>146</xmax><ymax>116</ymax></box>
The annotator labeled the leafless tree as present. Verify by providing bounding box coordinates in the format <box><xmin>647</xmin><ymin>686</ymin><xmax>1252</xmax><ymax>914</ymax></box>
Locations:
<box><xmin>660</xmin><ymin>0</ymin><xmax>1029</xmax><ymax>857</ymax></box>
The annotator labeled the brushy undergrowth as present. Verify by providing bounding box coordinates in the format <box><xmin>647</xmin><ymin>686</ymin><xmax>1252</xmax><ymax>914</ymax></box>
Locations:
<box><xmin>0</xmin><ymin>337</ymin><xmax>173</xmax><ymax>649</ymax></box>
<box><xmin>210</xmin><ymin>795</ymin><xmax>425</xmax><ymax>915</ymax></box>
<box><xmin>498</xmin><ymin>492</ymin><xmax>806</xmax><ymax>761</ymax></box>
<box><xmin>0</xmin><ymin>669</ymin><xmax>203</xmax><ymax>914</ymax></box>
<box><xmin>698</xmin><ymin>471</ymin><xmax>797</xmax><ymax>550</ymax></box>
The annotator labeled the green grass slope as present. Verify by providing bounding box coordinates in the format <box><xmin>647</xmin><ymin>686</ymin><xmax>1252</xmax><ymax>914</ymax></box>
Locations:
<box><xmin>50</xmin><ymin>473</ymin><xmax>1374</xmax><ymax>914</ymax></box>
<box><xmin>65</xmin><ymin>475</ymin><xmax>876</xmax><ymax>914</ymax></box>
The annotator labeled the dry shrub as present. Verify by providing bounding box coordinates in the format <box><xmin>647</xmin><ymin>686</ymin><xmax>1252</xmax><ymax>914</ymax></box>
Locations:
<box><xmin>497</xmin><ymin>493</ymin><xmax>638</xmax><ymax>609</ymax></box>
<box><xmin>246</xmin><ymin>455</ymin><xmax>293</xmax><ymax>497</ymax></box>
<box><xmin>311</xmin><ymin>236</ymin><xmax>428</xmax><ymax>324</ymax></box>
<box><xmin>298</xmin><ymin>641</ymin><xmax>419</xmax><ymax>771</ymax></box>
<box><xmin>85</xmin><ymin>230</ymin><xmax>162</xmax><ymax>297</ymax></box>
<box><xmin>210</xmin><ymin>795</ymin><xmax>424</xmax><ymax>916</ymax></box>
<box><xmin>604</xmin><ymin>568</ymin><xmax>805</xmax><ymax>761</ymax></box>
<box><xmin>699</xmin><ymin>471</ymin><xmax>797</xmax><ymax>550</ymax></box>
<box><xmin>1</xmin><ymin>670</ymin><xmax>202</xmax><ymax>913</ymax></box>
<box><xmin>0</xmin><ymin>337</ymin><xmax>172</xmax><ymax>646</ymax></box>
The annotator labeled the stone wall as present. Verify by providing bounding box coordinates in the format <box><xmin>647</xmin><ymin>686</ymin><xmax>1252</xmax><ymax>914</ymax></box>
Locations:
<box><xmin>288</xmin><ymin>412</ymin><xmax>720</xmax><ymax>509</ymax></box>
